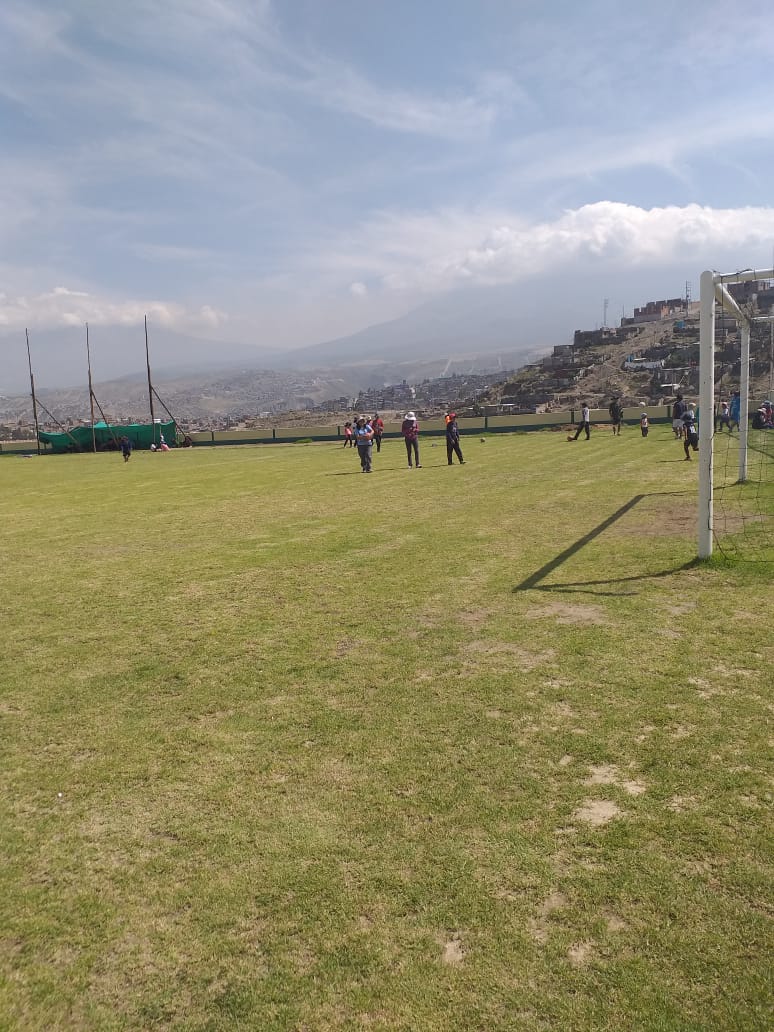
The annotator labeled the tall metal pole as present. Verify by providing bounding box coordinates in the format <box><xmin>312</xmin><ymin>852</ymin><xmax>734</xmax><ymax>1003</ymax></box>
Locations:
<box><xmin>739</xmin><ymin>323</ymin><xmax>750</xmax><ymax>483</ymax></box>
<box><xmin>86</xmin><ymin>323</ymin><xmax>97</xmax><ymax>453</ymax></box>
<box><xmin>698</xmin><ymin>270</ymin><xmax>715</xmax><ymax>558</ymax></box>
<box><xmin>145</xmin><ymin>314</ymin><xmax>157</xmax><ymax>445</ymax></box>
<box><xmin>25</xmin><ymin>329</ymin><xmax>41</xmax><ymax>455</ymax></box>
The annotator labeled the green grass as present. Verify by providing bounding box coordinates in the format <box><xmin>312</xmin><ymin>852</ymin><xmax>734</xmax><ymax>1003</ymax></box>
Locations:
<box><xmin>0</xmin><ymin>428</ymin><xmax>771</xmax><ymax>1031</ymax></box>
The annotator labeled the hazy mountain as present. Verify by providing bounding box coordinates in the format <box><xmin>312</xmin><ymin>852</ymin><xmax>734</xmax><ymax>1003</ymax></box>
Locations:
<box><xmin>277</xmin><ymin>284</ymin><xmax>562</xmax><ymax>371</ymax></box>
<box><xmin>0</xmin><ymin>325</ymin><xmax>280</xmax><ymax>394</ymax></box>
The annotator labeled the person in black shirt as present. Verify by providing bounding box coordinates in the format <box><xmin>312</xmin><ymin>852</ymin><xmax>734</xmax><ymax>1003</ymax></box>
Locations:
<box><xmin>682</xmin><ymin>407</ymin><xmax>699</xmax><ymax>460</ymax></box>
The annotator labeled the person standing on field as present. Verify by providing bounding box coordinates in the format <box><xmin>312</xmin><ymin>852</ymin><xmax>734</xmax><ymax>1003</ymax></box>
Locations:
<box><xmin>683</xmin><ymin>405</ymin><xmax>699</xmax><ymax>459</ymax></box>
<box><xmin>572</xmin><ymin>402</ymin><xmax>591</xmax><ymax>441</ymax></box>
<box><xmin>401</xmin><ymin>411</ymin><xmax>421</xmax><ymax>468</ymax></box>
<box><xmin>354</xmin><ymin>416</ymin><xmax>374</xmax><ymax>472</ymax></box>
<box><xmin>371</xmin><ymin>413</ymin><xmax>384</xmax><ymax>453</ymax></box>
<box><xmin>120</xmin><ymin>435</ymin><xmax>132</xmax><ymax>462</ymax></box>
<box><xmin>672</xmin><ymin>393</ymin><xmax>686</xmax><ymax>438</ymax></box>
<box><xmin>729</xmin><ymin>390</ymin><xmax>741</xmax><ymax>430</ymax></box>
<box><xmin>608</xmin><ymin>397</ymin><xmax>624</xmax><ymax>435</ymax></box>
<box><xmin>445</xmin><ymin>413</ymin><xmax>465</xmax><ymax>465</ymax></box>
<box><xmin>639</xmin><ymin>409</ymin><xmax>649</xmax><ymax>437</ymax></box>
<box><xmin>716</xmin><ymin>400</ymin><xmax>732</xmax><ymax>433</ymax></box>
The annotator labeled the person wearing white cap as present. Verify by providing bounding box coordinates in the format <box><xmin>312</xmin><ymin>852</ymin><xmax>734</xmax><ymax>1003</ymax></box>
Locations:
<box><xmin>401</xmin><ymin>411</ymin><xmax>421</xmax><ymax>468</ymax></box>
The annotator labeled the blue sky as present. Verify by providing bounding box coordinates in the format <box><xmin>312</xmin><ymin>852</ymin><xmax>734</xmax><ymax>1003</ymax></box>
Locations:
<box><xmin>2</xmin><ymin>0</ymin><xmax>774</xmax><ymax>352</ymax></box>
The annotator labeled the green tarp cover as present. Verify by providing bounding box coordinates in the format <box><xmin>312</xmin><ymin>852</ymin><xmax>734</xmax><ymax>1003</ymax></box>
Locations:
<box><xmin>39</xmin><ymin>420</ymin><xmax>177</xmax><ymax>453</ymax></box>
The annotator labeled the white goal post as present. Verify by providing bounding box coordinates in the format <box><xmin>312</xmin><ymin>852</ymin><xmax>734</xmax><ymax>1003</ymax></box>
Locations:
<box><xmin>698</xmin><ymin>267</ymin><xmax>774</xmax><ymax>557</ymax></box>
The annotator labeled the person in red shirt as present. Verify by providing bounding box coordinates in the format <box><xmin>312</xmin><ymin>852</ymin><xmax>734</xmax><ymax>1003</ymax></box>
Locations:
<box><xmin>371</xmin><ymin>413</ymin><xmax>384</xmax><ymax>452</ymax></box>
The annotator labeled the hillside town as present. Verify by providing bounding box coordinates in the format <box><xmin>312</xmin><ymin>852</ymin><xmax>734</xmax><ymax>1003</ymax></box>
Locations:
<box><xmin>2</xmin><ymin>282</ymin><xmax>773</xmax><ymax>441</ymax></box>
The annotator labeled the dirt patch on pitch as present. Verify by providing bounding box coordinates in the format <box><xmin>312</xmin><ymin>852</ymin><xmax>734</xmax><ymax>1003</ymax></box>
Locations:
<box><xmin>457</xmin><ymin>608</ymin><xmax>493</xmax><ymax>629</ymax></box>
<box><xmin>573</xmin><ymin>799</ymin><xmax>623</xmax><ymax>826</ymax></box>
<box><xmin>467</xmin><ymin>641</ymin><xmax>555</xmax><ymax>670</ymax></box>
<box><xmin>529</xmin><ymin>891</ymin><xmax>568</xmax><ymax>944</ymax></box>
<box><xmin>527</xmin><ymin>602</ymin><xmax>607</xmax><ymax>626</ymax></box>
<box><xmin>440</xmin><ymin>933</ymin><xmax>466</xmax><ymax>965</ymax></box>
<box><xmin>567</xmin><ymin>940</ymin><xmax>595</xmax><ymax>967</ymax></box>
<box><xmin>584</xmin><ymin>764</ymin><xmax>646</xmax><ymax>797</ymax></box>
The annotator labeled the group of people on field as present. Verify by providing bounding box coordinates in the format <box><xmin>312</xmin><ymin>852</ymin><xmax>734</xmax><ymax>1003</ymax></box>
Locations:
<box><xmin>569</xmin><ymin>398</ymin><xmax>650</xmax><ymax>441</ymax></box>
<box><xmin>344</xmin><ymin>411</ymin><xmax>465</xmax><ymax>472</ymax></box>
<box><xmin>119</xmin><ymin>431</ymin><xmax>179</xmax><ymax>462</ymax></box>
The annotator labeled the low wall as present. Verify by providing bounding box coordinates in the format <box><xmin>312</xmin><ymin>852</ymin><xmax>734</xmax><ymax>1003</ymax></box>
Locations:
<box><xmin>2</xmin><ymin>408</ymin><xmax>673</xmax><ymax>455</ymax></box>
<box><xmin>0</xmin><ymin>440</ymin><xmax>40</xmax><ymax>454</ymax></box>
<box><xmin>194</xmin><ymin>408</ymin><xmax>671</xmax><ymax>445</ymax></box>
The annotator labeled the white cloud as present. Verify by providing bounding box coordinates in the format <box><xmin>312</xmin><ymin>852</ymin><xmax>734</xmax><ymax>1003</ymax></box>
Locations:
<box><xmin>318</xmin><ymin>203</ymin><xmax>774</xmax><ymax>296</ymax></box>
<box><xmin>349</xmin><ymin>282</ymin><xmax>367</xmax><ymax>297</ymax></box>
<box><xmin>0</xmin><ymin>287</ymin><xmax>226</xmax><ymax>333</ymax></box>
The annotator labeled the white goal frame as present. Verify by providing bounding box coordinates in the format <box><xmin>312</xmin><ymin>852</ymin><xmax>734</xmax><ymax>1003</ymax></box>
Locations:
<box><xmin>698</xmin><ymin>267</ymin><xmax>774</xmax><ymax>557</ymax></box>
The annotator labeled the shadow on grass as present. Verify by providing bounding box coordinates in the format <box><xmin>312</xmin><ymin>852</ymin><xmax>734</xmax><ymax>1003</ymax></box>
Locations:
<box><xmin>514</xmin><ymin>492</ymin><xmax>700</xmax><ymax>596</ymax></box>
<box><xmin>327</xmin><ymin>464</ymin><xmax>455</xmax><ymax>474</ymax></box>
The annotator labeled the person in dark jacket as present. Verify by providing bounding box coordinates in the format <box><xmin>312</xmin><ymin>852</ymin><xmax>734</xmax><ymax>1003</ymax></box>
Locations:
<box><xmin>401</xmin><ymin>412</ymin><xmax>421</xmax><ymax>468</ymax></box>
<box><xmin>120</xmin><ymin>435</ymin><xmax>132</xmax><ymax>462</ymax></box>
<box><xmin>608</xmin><ymin>397</ymin><xmax>623</xmax><ymax>435</ymax></box>
<box><xmin>682</xmin><ymin>406</ymin><xmax>699</xmax><ymax>459</ymax></box>
<box><xmin>445</xmin><ymin>412</ymin><xmax>465</xmax><ymax>465</ymax></box>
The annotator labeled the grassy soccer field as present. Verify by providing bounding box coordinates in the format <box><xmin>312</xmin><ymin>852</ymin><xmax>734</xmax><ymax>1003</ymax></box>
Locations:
<box><xmin>0</xmin><ymin>429</ymin><xmax>771</xmax><ymax>1031</ymax></box>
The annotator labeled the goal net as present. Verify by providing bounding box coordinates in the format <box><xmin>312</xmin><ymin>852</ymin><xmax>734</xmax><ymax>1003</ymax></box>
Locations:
<box><xmin>699</xmin><ymin>268</ymin><xmax>774</xmax><ymax>561</ymax></box>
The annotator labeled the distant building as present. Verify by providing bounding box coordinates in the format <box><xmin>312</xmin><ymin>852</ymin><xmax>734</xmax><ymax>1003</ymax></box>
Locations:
<box><xmin>627</xmin><ymin>298</ymin><xmax>687</xmax><ymax>323</ymax></box>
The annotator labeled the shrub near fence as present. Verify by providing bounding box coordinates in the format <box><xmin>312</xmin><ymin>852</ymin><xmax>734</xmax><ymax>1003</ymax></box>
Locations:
<box><xmin>2</xmin><ymin>409</ymin><xmax>673</xmax><ymax>455</ymax></box>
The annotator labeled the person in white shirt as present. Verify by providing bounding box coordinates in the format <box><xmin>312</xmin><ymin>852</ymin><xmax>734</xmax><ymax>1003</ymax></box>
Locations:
<box><xmin>571</xmin><ymin>402</ymin><xmax>591</xmax><ymax>441</ymax></box>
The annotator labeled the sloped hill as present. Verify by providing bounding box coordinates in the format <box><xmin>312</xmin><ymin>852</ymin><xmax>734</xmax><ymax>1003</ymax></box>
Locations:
<box><xmin>480</xmin><ymin>315</ymin><xmax>699</xmax><ymax>411</ymax></box>
<box><xmin>481</xmin><ymin>308</ymin><xmax>773</xmax><ymax>413</ymax></box>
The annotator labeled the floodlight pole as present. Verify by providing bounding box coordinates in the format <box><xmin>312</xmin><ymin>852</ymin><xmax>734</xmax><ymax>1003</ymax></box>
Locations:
<box><xmin>25</xmin><ymin>329</ymin><xmax>41</xmax><ymax>455</ymax></box>
<box><xmin>698</xmin><ymin>270</ymin><xmax>715</xmax><ymax>558</ymax></box>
